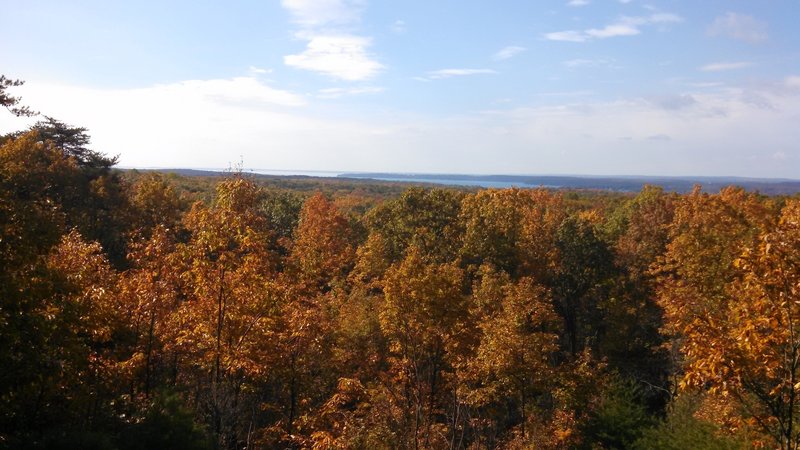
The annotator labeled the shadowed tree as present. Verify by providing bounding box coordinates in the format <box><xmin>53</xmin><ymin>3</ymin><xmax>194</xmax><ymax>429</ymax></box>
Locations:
<box><xmin>0</xmin><ymin>75</ymin><xmax>37</xmax><ymax>117</ymax></box>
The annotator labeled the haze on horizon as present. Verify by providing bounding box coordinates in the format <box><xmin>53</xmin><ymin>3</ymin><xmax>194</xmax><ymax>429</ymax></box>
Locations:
<box><xmin>1</xmin><ymin>0</ymin><xmax>798</xmax><ymax>178</ymax></box>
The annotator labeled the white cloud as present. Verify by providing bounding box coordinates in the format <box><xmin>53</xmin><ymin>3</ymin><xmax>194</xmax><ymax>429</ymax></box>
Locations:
<box><xmin>567</xmin><ymin>0</ymin><xmax>590</xmax><ymax>6</ymax></box>
<box><xmin>162</xmin><ymin>77</ymin><xmax>307</xmax><ymax>107</ymax></box>
<box><xmin>708</xmin><ymin>12</ymin><xmax>768</xmax><ymax>43</ymax></box>
<box><xmin>785</xmin><ymin>76</ymin><xmax>800</xmax><ymax>90</ymax></box>
<box><xmin>545</xmin><ymin>13</ymin><xmax>682</xmax><ymax>42</ymax></box>
<box><xmin>700</xmin><ymin>61</ymin><xmax>752</xmax><ymax>72</ymax></box>
<box><xmin>281</xmin><ymin>0</ymin><xmax>382</xmax><ymax>81</ymax></box>
<box><xmin>281</xmin><ymin>0</ymin><xmax>364</xmax><ymax>27</ymax></box>
<box><xmin>585</xmin><ymin>24</ymin><xmax>640</xmax><ymax>38</ymax></box>
<box><xmin>493</xmin><ymin>46</ymin><xmax>526</xmax><ymax>61</ymax></box>
<box><xmin>422</xmin><ymin>69</ymin><xmax>498</xmax><ymax>80</ymax></box>
<box><xmin>284</xmin><ymin>35</ymin><xmax>384</xmax><ymax>81</ymax></box>
<box><xmin>391</xmin><ymin>19</ymin><xmax>406</xmax><ymax>33</ymax></box>
<box><xmin>317</xmin><ymin>86</ymin><xmax>384</xmax><ymax>98</ymax></box>
<box><xmin>544</xmin><ymin>30</ymin><xmax>587</xmax><ymax>42</ymax></box>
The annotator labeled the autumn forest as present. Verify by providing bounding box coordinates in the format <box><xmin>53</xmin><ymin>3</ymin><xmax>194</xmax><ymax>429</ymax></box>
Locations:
<box><xmin>3</xmin><ymin>77</ymin><xmax>800</xmax><ymax>450</ymax></box>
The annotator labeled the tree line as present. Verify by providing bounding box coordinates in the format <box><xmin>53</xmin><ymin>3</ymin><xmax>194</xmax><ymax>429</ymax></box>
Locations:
<box><xmin>2</xmin><ymin>77</ymin><xmax>800</xmax><ymax>449</ymax></box>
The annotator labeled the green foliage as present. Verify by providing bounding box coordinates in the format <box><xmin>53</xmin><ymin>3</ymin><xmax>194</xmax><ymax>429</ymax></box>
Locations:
<box><xmin>365</xmin><ymin>187</ymin><xmax>465</xmax><ymax>263</ymax></box>
<box><xmin>29</xmin><ymin>117</ymin><xmax>118</xmax><ymax>169</ymax></box>
<box><xmin>634</xmin><ymin>395</ymin><xmax>748</xmax><ymax>450</ymax></box>
<box><xmin>119</xmin><ymin>393</ymin><xmax>212</xmax><ymax>450</ymax></box>
<box><xmin>582</xmin><ymin>375</ymin><xmax>654</xmax><ymax>449</ymax></box>
<box><xmin>260</xmin><ymin>188</ymin><xmax>303</xmax><ymax>242</ymax></box>
<box><xmin>552</xmin><ymin>215</ymin><xmax>616</xmax><ymax>355</ymax></box>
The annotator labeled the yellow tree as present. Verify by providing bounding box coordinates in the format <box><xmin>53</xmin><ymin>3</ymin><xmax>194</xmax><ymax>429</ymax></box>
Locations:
<box><xmin>518</xmin><ymin>189</ymin><xmax>567</xmax><ymax>283</ymax></box>
<box><xmin>41</xmin><ymin>230</ymin><xmax>127</xmax><ymax>429</ymax></box>
<box><xmin>129</xmin><ymin>173</ymin><xmax>183</xmax><ymax>237</ymax></box>
<box><xmin>671</xmin><ymin>200</ymin><xmax>800</xmax><ymax>448</ymax></box>
<box><xmin>460</xmin><ymin>188</ymin><xmax>567</xmax><ymax>281</ymax></box>
<box><xmin>466</xmin><ymin>267</ymin><xmax>560</xmax><ymax>440</ymax></box>
<box><xmin>380</xmin><ymin>246</ymin><xmax>469</xmax><ymax>449</ymax></box>
<box><xmin>654</xmin><ymin>186</ymin><xmax>781</xmax><ymax>444</ymax></box>
<box><xmin>459</xmin><ymin>188</ymin><xmax>532</xmax><ymax>276</ymax></box>
<box><xmin>176</xmin><ymin>176</ymin><xmax>279</xmax><ymax>448</ymax></box>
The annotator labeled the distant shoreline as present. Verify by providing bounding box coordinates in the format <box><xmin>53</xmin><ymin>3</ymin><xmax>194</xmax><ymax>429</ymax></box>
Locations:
<box><xmin>121</xmin><ymin>168</ymin><xmax>800</xmax><ymax>195</ymax></box>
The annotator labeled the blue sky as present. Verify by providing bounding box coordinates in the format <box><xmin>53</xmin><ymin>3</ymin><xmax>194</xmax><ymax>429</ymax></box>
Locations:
<box><xmin>1</xmin><ymin>0</ymin><xmax>799</xmax><ymax>177</ymax></box>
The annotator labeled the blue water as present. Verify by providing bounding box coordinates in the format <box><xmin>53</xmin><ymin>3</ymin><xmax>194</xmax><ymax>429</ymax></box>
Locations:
<box><xmin>361</xmin><ymin>176</ymin><xmax>559</xmax><ymax>189</ymax></box>
<box><xmin>249</xmin><ymin>169</ymin><xmax>345</xmax><ymax>178</ymax></box>
<box><xmin>247</xmin><ymin>170</ymin><xmax>562</xmax><ymax>189</ymax></box>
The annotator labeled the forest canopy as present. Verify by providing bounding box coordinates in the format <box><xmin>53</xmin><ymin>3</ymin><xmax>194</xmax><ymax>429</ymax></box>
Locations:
<box><xmin>1</xmin><ymin>76</ymin><xmax>799</xmax><ymax>449</ymax></box>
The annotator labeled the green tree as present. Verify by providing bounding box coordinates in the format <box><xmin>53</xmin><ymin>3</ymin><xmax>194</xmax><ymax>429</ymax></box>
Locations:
<box><xmin>552</xmin><ymin>216</ymin><xmax>616</xmax><ymax>356</ymax></box>
<box><xmin>582</xmin><ymin>375</ymin><xmax>654</xmax><ymax>449</ymax></box>
<box><xmin>365</xmin><ymin>187</ymin><xmax>464</xmax><ymax>264</ymax></box>
<box><xmin>634</xmin><ymin>394</ymin><xmax>748</xmax><ymax>450</ymax></box>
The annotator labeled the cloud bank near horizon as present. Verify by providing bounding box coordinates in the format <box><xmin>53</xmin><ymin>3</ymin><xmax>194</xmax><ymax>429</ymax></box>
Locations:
<box><xmin>2</xmin><ymin>74</ymin><xmax>798</xmax><ymax>178</ymax></box>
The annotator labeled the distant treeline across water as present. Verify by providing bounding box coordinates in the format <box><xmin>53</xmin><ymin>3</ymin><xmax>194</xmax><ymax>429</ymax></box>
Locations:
<box><xmin>340</xmin><ymin>173</ymin><xmax>800</xmax><ymax>194</ymax></box>
<box><xmin>146</xmin><ymin>168</ymin><xmax>800</xmax><ymax>195</ymax></box>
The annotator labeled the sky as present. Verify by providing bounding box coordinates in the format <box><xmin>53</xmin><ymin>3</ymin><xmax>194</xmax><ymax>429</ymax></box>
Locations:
<box><xmin>1</xmin><ymin>0</ymin><xmax>799</xmax><ymax>178</ymax></box>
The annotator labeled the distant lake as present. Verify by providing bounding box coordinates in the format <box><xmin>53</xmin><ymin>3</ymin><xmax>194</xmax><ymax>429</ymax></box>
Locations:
<box><xmin>248</xmin><ymin>170</ymin><xmax>558</xmax><ymax>188</ymax></box>
<box><xmin>353</xmin><ymin>176</ymin><xmax>560</xmax><ymax>189</ymax></box>
<box><xmin>249</xmin><ymin>169</ymin><xmax>345</xmax><ymax>178</ymax></box>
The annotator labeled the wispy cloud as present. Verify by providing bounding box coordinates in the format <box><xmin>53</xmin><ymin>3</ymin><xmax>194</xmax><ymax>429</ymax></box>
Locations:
<box><xmin>545</xmin><ymin>12</ymin><xmax>682</xmax><ymax>42</ymax></box>
<box><xmin>567</xmin><ymin>0</ymin><xmax>590</xmax><ymax>7</ymax></box>
<box><xmin>535</xmin><ymin>90</ymin><xmax>594</xmax><ymax>98</ymax></box>
<box><xmin>651</xmin><ymin>94</ymin><xmax>697</xmax><ymax>110</ymax></box>
<box><xmin>493</xmin><ymin>46</ymin><xmax>526</xmax><ymax>61</ymax></box>
<box><xmin>708</xmin><ymin>12</ymin><xmax>768</xmax><ymax>43</ymax></box>
<box><xmin>247</xmin><ymin>66</ymin><xmax>272</xmax><ymax>75</ymax></box>
<box><xmin>563</xmin><ymin>58</ymin><xmax>615</xmax><ymax>68</ymax></box>
<box><xmin>281</xmin><ymin>0</ymin><xmax>364</xmax><ymax>27</ymax></box>
<box><xmin>585</xmin><ymin>23</ymin><xmax>640</xmax><ymax>39</ymax></box>
<box><xmin>420</xmin><ymin>69</ymin><xmax>498</xmax><ymax>81</ymax></box>
<box><xmin>391</xmin><ymin>19</ymin><xmax>406</xmax><ymax>33</ymax></box>
<box><xmin>281</xmin><ymin>0</ymin><xmax>383</xmax><ymax>81</ymax></box>
<box><xmin>700</xmin><ymin>61</ymin><xmax>753</xmax><ymax>72</ymax></box>
<box><xmin>544</xmin><ymin>31</ymin><xmax>587</xmax><ymax>43</ymax></box>
<box><xmin>317</xmin><ymin>86</ymin><xmax>384</xmax><ymax>98</ymax></box>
